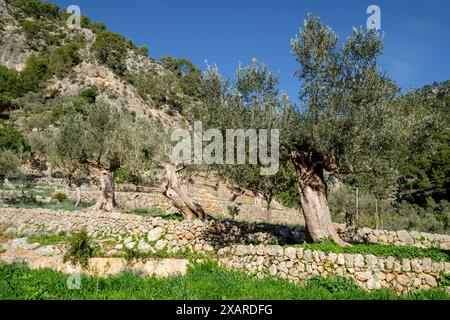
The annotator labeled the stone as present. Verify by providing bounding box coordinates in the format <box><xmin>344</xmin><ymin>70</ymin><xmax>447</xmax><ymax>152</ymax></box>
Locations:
<box><xmin>354</xmin><ymin>254</ymin><xmax>365</xmax><ymax>268</ymax></box>
<box><xmin>235</xmin><ymin>245</ymin><xmax>250</xmax><ymax>256</ymax></box>
<box><xmin>269</xmin><ymin>264</ymin><xmax>277</xmax><ymax>276</ymax></box>
<box><xmin>413</xmin><ymin>278</ymin><xmax>422</xmax><ymax>288</ymax></box>
<box><xmin>385</xmin><ymin>273</ymin><xmax>395</xmax><ymax>283</ymax></box>
<box><xmin>411</xmin><ymin>259</ymin><xmax>423</xmax><ymax>273</ymax></box>
<box><xmin>147</xmin><ymin>227</ymin><xmax>164</xmax><ymax>242</ymax></box>
<box><xmin>397</xmin><ymin>230</ymin><xmax>413</xmax><ymax>244</ymax></box>
<box><xmin>303</xmin><ymin>250</ymin><xmax>312</xmax><ymax>261</ymax></box>
<box><xmin>367</xmin><ymin>234</ymin><xmax>378</xmax><ymax>244</ymax></box>
<box><xmin>284</xmin><ymin>247</ymin><xmax>297</xmax><ymax>260</ymax></box>
<box><xmin>125</xmin><ymin>241</ymin><xmax>136</xmax><ymax>250</ymax></box>
<box><xmin>154</xmin><ymin>240</ymin><xmax>166</xmax><ymax>251</ymax></box>
<box><xmin>203</xmin><ymin>244</ymin><xmax>214</xmax><ymax>252</ymax></box>
<box><xmin>336</xmin><ymin>254</ymin><xmax>345</xmax><ymax>265</ymax></box>
<box><xmin>266</xmin><ymin>245</ymin><xmax>284</xmax><ymax>257</ymax></box>
<box><xmin>327</xmin><ymin>252</ymin><xmax>337</xmax><ymax>264</ymax></box>
<box><xmin>424</xmin><ymin>274</ymin><xmax>437</xmax><ymax>287</ymax></box>
<box><xmin>137</xmin><ymin>241</ymin><xmax>150</xmax><ymax>252</ymax></box>
<box><xmin>396</xmin><ymin>274</ymin><xmax>410</xmax><ymax>286</ymax></box>
<box><xmin>344</xmin><ymin>254</ymin><xmax>354</xmax><ymax>268</ymax></box>
<box><xmin>256</xmin><ymin>245</ymin><xmax>265</xmax><ymax>256</ymax></box>
<box><xmin>367</xmin><ymin>278</ymin><xmax>380</xmax><ymax>290</ymax></box>
<box><xmin>194</xmin><ymin>243</ymin><xmax>203</xmax><ymax>252</ymax></box>
<box><xmin>35</xmin><ymin>245</ymin><xmax>55</xmax><ymax>256</ymax></box>
<box><xmin>402</xmin><ymin>259</ymin><xmax>411</xmax><ymax>272</ymax></box>
<box><xmin>356</xmin><ymin>271</ymin><xmax>371</xmax><ymax>282</ymax></box>
<box><xmin>385</xmin><ymin>256</ymin><xmax>395</xmax><ymax>270</ymax></box>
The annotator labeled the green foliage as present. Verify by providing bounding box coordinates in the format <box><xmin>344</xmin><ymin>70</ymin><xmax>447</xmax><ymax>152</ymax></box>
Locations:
<box><xmin>11</xmin><ymin>0</ymin><xmax>60</xmax><ymax>19</ymax></box>
<box><xmin>0</xmin><ymin>66</ymin><xmax>20</xmax><ymax>112</ymax></box>
<box><xmin>21</xmin><ymin>19</ymin><xmax>41</xmax><ymax>39</ymax></box>
<box><xmin>127</xmin><ymin>208</ymin><xmax>184</xmax><ymax>221</ymax></box>
<box><xmin>28</xmin><ymin>232</ymin><xmax>69</xmax><ymax>246</ymax></box>
<box><xmin>92</xmin><ymin>31</ymin><xmax>127</xmax><ymax>76</ymax></box>
<box><xmin>63</xmin><ymin>230</ymin><xmax>93</xmax><ymax>269</ymax></box>
<box><xmin>227</xmin><ymin>205</ymin><xmax>240</xmax><ymax>219</ymax></box>
<box><xmin>328</xmin><ymin>185</ymin><xmax>450</xmax><ymax>234</ymax></box>
<box><xmin>50</xmin><ymin>41</ymin><xmax>82</xmax><ymax>77</ymax></box>
<box><xmin>0</xmin><ymin>122</ymin><xmax>29</xmax><ymax>152</ymax></box>
<box><xmin>52</xmin><ymin>192</ymin><xmax>67</xmax><ymax>202</ymax></box>
<box><xmin>160</xmin><ymin>56</ymin><xmax>202</xmax><ymax>97</ymax></box>
<box><xmin>80</xmin><ymin>16</ymin><xmax>106</xmax><ymax>34</ymax></box>
<box><xmin>136</xmin><ymin>45</ymin><xmax>149</xmax><ymax>56</ymax></box>
<box><xmin>78</xmin><ymin>86</ymin><xmax>98</xmax><ymax>104</ymax></box>
<box><xmin>292</xmin><ymin>240</ymin><xmax>450</xmax><ymax>262</ymax></box>
<box><xmin>0</xmin><ymin>262</ymin><xmax>448</xmax><ymax>300</ymax></box>
<box><xmin>20</xmin><ymin>54</ymin><xmax>52</xmax><ymax>93</ymax></box>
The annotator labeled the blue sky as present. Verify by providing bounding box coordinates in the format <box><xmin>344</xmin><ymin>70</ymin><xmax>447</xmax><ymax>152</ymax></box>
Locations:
<box><xmin>52</xmin><ymin>0</ymin><xmax>450</xmax><ymax>104</ymax></box>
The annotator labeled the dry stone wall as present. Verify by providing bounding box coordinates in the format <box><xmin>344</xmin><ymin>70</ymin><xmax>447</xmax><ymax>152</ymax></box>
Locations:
<box><xmin>220</xmin><ymin>244</ymin><xmax>450</xmax><ymax>294</ymax></box>
<box><xmin>1</xmin><ymin>208</ymin><xmax>449</xmax><ymax>293</ymax></box>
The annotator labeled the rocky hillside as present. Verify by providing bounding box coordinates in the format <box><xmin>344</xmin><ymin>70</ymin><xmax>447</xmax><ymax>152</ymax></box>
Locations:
<box><xmin>0</xmin><ymin>0</ymin><xmax>189</xmax><ymax>127</ymax></box>
<box><xmin>0</xmin><ymin>0</ymin><xmax>304</xmax><ymax>223</ymax></box>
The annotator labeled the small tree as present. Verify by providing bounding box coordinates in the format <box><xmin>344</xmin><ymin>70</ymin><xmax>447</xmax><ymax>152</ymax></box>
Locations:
<box><xmin>51</xmin><ymin>102</ymin><xmax>159</xmax><ymax>211</ymax></box>
<box><xmin>92</xmin><ymin>31</ymin><xmax>127</xmax><ymax>76</ymax></box>
<box><xmin>0</xmin><ymin>122</ymin><xmax>29</xmax><ymax>190</ymax></box>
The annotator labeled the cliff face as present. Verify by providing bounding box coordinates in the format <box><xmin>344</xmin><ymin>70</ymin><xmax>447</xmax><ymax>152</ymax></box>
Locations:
<box><xmin>0</xmin><ymin>0</ymin><xmax>188</xmax><ymax>127</ymax></box>
<box><xmin>0</xmin><ymin>0</ymin><xmax>31</xmax><ymax>70</ymax></box>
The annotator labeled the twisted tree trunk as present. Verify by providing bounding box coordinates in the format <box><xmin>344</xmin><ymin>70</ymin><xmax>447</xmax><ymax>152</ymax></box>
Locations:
<box><xmin>94</xmin><ymin>170</ymin><xmax>117</xmax><ymax>211</ymax></box>
<box><xmin>163</xmin><ymin>164</ymin><xmax>207</xmax><ymax>220</ymax></box>
<box><xmin>291</xmin><ymin>147</ymin><xmax>350</xmax><ymax>246</ymax></box>
<box><xmin>45</xmin><ymin>161</ymin><xmax>53</xmax><ymax>182</ymax></box>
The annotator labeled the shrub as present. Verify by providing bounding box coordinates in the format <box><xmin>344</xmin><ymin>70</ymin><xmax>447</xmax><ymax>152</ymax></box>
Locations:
<box><xmin>13</xmin><ymin>0</ymin><xmax>60</xmax><ymax>19</ymax></box>
<box><xmin>0</xmin><ymin>123</ymin><xmax>29</xmax><ymax>152</ymax></box>
<box><xmin>21</xmin><ymin>19</ymin><xmax>41</xmax><ymax>39</ymax></box>
<box><xmin>79</xmin><ymin>86</ymin><xmax>98</xmax><ymax>104</ymax></box>
<box><xmin>50</xmin><ymin>42</ymin><xmax>81</xmax><ymax>76</ymax></box>
<box><xmin>80</xmin><ymin>16</ymin><xmax>106</xmax><ymax>34</ymax></box>
<box><xmin>227</xmin><ymin>205</ymin><xmax>240</xmax><ymax>219</ymax></box>
<box><xmin>92</xmin><ymin>31</ymin><xmax>127</xmax><ymax>76</ymax></box>
<box><xmin>19</xmin><ymin>54</ymin><xmax>52</xmax><ymax>93</ymax></box>
<box><xmin>136</xmin><ymin>45</ymin><xmax>149</xmax><ymax>56</ymax></box>
<box><xmin>63</xmin><ymin>230</ymin><xmax>93</xmax><ymax>269</ymax></box>
<box><xmin>52</xmin><ymin>192</ymin><xmax>67</xmax><ymax>202</ymax></box>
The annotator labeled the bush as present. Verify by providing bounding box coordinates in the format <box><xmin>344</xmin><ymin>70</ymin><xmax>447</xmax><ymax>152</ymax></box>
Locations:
<box><xmin>79</xmin><ymin>86</ymin><xmax>98</xmax><ymax>104</ymax></box>
<box><xmin>0</xmin><ymin>122</ymin><xmax>29</xmax><ymax>152</ymax></box>
<box><xmin>21</xmin><ymin>19</ymin><xmax>41</xmax><ymax>39</ymax></box>
<box><xmin>52</xmin><ymin>192</ymin><xmax>67</xmax><ymax>202</ymax></box>
<box><xmin>50</xmin><ymin>42</ymin><xmax>82</xmax><ymax>76</ymax></box>
<box><xmin>20</xmin><ymin>54</ymin><xmax>52</xmax><ymax>93</ymax></box>
<box><xmin>81</xmin><ymin>16</ymin><xmax>106</xmax><ymax>34</ymax></box>
<box><xmin>63</xmin><ymin>230</ymin><xmax>93</xmax><ymax>269</ymax></box>
<box><xmin>92</xmin><ymin>31</ymin><xmax>127</xmax><ymax>76</ymax></box>
<box><xmin>13</xmin><ymin>0</ymin><xmax>60</xmax><ymax>19</ymax></box>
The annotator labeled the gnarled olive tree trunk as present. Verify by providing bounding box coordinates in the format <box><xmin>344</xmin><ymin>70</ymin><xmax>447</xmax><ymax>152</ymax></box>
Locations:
<box><xmin>163</xmin><ymin>164</ymin><xmax>207</xmax><ymax>221</ymax></box>
<box><xmin>94</xmin><ymin>170</ymin><xmax>117</xmax><ymax>211</ymax></box>
<box><xmin>290</xmin><ymin>147</ymin><xmax>350</xmax><ymax>246</ymax></box>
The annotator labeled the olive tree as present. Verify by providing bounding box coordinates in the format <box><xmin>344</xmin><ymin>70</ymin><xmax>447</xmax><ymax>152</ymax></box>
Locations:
<box><xmin>195</xmin><ymin>16</ymin><xmax>432</xmax><ymax>245</ymax></box>
<box><xmin>51</xmin><ymin>102</ymin><xmax>159</xmax><ymax>211</ymax></box>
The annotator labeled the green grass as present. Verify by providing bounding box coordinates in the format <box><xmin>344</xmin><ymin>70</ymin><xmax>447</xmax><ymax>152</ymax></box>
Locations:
<box><xmin>3</xmin><ymin>198</ymin><xmax>94</xmax><ymax>211</ymax></box>
<box><xmin>290</xmin><ymin>240</ymin><xmax>450</xmax><ymax>262</ymax></box>
<box><xmin>27</xmin><ymin>232</ymin><xmax>70</xmax><ymax>246</ymax></box>
<box><xmin>127</xmin><ymin>208</ymin><xmax>184</xmax><ymax>221</ymax></box>
<box><xmin>0</xmin><ymin>262</ymin><xmax>448</xmax><ymax>300</ymax></box>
